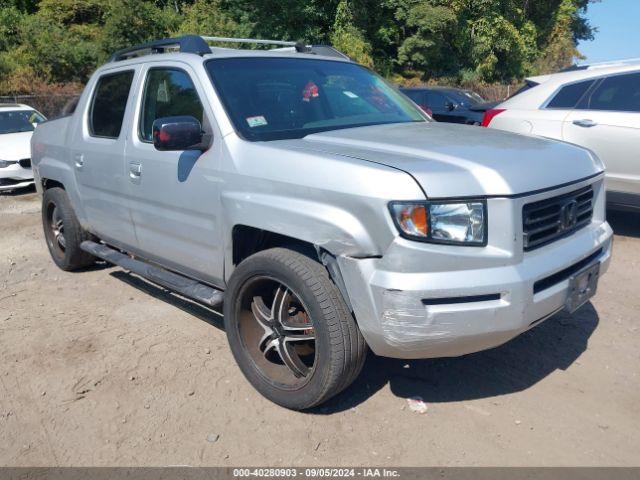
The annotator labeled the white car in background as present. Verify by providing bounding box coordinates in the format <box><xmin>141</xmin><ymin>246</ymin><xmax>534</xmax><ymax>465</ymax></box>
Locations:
<box><xmin>482</xmin><ymin>60</ymin><xmax>640</xmax><ymax>212</ymax></box>
<box><xmin>0</xmin><ymin>103</ymin><xmax>46</xmax><ymax>192</ymax></box>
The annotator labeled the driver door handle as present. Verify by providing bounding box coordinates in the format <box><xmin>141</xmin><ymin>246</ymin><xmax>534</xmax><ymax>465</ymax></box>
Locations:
<box><xmin>74</xmin><ymin>154</ymin><xmax>84</xmax><ymax>169</ymax></box>
<box><xmin>572</xmin><ymin>118</ymin><xmax>598</xmax><ymax>128</ymax></box>
<box><xmin>129</xmin><ymin>162</ymin><xmax>142</xmax><ymax>183</ymax></box>
<box><xmin>129</xmin><ymin>162</ymin><xmax>142</xmax><ymax>176</ymax></box>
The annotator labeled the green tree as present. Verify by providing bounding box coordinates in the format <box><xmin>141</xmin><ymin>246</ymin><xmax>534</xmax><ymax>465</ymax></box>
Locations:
<box><xmin>330</xmin><ymin>1</ymin><xmax>373</xmax><ymax>67</ymax></box>
<box><xmin>0</xmin><ymin>6</ymin><xmax>23</xmax><ymax>51</ymax></box>
<box><xmin>535</xmin><ymin>0</ymin><xmax>590</xmax><ymax>73</ymax></box>
<box><xmin>174</xmin><ymin>0</ymin><xmax>249</xmax><ymax>41</ymax></box>
<box><xmin>222</xmin><ymin>0</ymin><xmax>341</xmax><ymax>44</ymax></box>
<box><xmin>0</xmin><ymin>0</ymin><xmax>600</xmax><ymax>94</ymax></box>
<box><xmin>0</xmin><ymin>0</ymin><xmax>103</xmax><ymax>89</ymax></box>
<box><xmin>451</xmin><ymin>0</ymin><xmax>538</xmax><ymax>81</ymax></box>
<box><xmin>391</xmin><ymin>1</ymin><xmax>457</xmax><ymax>77</ymax></box>
<box><xmin>0</xmin><ymin>0</ymin><xmax>39</xmax><ymax>13</ymax></box>
<box><xmin>100</xmin><ymin>0</ymin><xmax>180</xmax><ymax>53</ymax></box>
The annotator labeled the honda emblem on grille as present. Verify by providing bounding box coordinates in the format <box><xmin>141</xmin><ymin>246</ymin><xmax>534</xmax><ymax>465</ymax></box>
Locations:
<box><xmin>560</xmin><ymin>199</ymin><xmax>578</xmax><ymax>230</ymax></box>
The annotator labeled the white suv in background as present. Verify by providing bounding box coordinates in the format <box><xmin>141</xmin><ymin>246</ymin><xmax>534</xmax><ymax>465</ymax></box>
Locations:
<box><xmin>0</xmin><ymin>103</ymin><xmax>46</xmax><ymax>192</ymax></box>
<box><xmin>483</xmin><ymin>60</ymin><xmax>640</xmax><ymax>212</ymax></box>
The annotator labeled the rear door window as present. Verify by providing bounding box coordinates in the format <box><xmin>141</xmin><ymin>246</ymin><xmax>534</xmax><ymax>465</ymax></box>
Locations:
<box><xmin>139</xmin><ymin>68</ymin><xmax>205</xmax><ymax>142</ymax></box>
<box><xmin>577</xmin><ymin>72</ymin><xmax>640</xmax><ymax>112</ymax></box>
<box><xmin>545</xmin><ymin>79</ymin><xmax>594</xmax><ymax>109</ymax></box>
<box><xmin>89</xmin><ymin>70</ymin><xmax>135</xmax><ymax>138</ymax></box>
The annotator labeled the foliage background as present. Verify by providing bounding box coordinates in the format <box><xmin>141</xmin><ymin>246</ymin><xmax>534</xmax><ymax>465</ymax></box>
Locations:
<box><xmin>0</xmin><ymin>0</ymin><xmax>598</xmax><ymax>96</ymax></box>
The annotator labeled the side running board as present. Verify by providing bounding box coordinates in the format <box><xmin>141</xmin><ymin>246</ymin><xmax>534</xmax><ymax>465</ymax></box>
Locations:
<box><xmin>80</xmin><ymin>241</ymin><xmax>224</xmax><ymax>307</ymax></box>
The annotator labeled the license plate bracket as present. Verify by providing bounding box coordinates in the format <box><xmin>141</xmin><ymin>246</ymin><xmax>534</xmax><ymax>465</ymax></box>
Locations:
<box><xmin>565</xmin><ymin>262</ymin><xmax>600</xmax><ymax>313</ymax></box>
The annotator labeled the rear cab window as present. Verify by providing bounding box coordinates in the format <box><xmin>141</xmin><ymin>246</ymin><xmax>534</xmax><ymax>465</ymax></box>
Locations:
<box><xmin>89</xmin><ymin>70</ymin><xmax>135</xmax><ymax>138</ymax></box>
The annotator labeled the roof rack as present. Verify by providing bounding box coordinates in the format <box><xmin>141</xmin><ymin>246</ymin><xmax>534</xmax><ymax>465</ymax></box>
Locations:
<box><xmin>108</xmin><ymin>35</ymin><xmax>211</xmax><ymax>62</ymax></box>
<box><xmin>562</xmin><ymin>57</ymin><xmax>640</xmax><ymax>72</ymax></box>
<box><xmin>108</xmin><ymin>35</ymin><xmax>350</xmax><ymax>62</ymax></box>
<box><xmin>270</xmin><ymin>44</ymin><xmax>351</xmax><ymax>60</ymax></box>
<box><xmin>202</xmin><ymin>36</ymin><xmax>303</xmax><ymax>49</ymax></box>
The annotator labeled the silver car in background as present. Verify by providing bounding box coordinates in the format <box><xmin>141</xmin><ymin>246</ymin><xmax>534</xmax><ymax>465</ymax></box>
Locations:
<box><xmin>31</xmin><ymin>36</ymin><xmax>613</xmax><ymax>409</ymax></box>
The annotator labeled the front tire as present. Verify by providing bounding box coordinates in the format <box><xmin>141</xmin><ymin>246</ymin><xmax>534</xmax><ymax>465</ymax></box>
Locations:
<box><xmin>224</xmin><ymin>248</ymin><xmax>367</xmax><ymax>410</ymax></box>
<box><xmin>42</xmin><ymin>187</ymin><xmax>95</xmax><ymax>271</ymax></box>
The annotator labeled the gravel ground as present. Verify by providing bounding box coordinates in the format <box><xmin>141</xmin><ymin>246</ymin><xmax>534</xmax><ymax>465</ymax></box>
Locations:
<box><xmin>1</xmin><ymin>188</ymin><xmax>639</xmax><ymax>467</ymax></box>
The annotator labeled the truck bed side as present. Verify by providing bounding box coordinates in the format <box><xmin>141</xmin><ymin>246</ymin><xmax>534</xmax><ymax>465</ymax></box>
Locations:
<box><xmin>31</xmin><ymin>115</ymin><xmax>89</xmax><ymax>225</ymax></box>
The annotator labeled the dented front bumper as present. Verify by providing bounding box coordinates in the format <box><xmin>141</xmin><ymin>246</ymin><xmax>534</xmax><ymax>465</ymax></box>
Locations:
<box><xmin>338</xmin><ymin>180</ymin><xmax>613</xmax><ymax>359</ymax></box>
<box><xmin>0</xmin><ymin>162</ymin><xmax>34</xmax><ymax>191</ymax></box>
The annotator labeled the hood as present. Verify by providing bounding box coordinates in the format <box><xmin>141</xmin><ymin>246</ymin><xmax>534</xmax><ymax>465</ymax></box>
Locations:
<box><xmin>273</xmin><ymin>122</ymin><xmax>603</xmax><ymax>198</ymax></box>
<box><xmin>0</xmin><ymin>131</ymin><xmax>33</xmax><ymax>161</ymax></box>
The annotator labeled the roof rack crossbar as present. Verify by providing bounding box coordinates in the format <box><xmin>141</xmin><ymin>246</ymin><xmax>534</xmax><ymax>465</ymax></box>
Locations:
<box><xmin>202</xmin><ymin>36</ymin><xmax>299</xmax><ymax>47</ymax></box>
<box><xmin>108</xmin><ymin>35</ymin><xmax>212</xmax><ymax>62</ymax></box>
<box><xmin>201</xmin><ymin>36</ymin><xmax>312</xmax><ymax>53</ymax></box>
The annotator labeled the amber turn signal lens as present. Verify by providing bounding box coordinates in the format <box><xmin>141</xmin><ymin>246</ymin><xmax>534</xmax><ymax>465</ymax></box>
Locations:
<box><xmin>410</xmin><ymin>205</ymin><xmax>427</xmax><ymax>235</ymax></box>
<box><xmin>391</xmin><ymin>203</ymin><xmax>429</xmax><ymax>238</ymax></box>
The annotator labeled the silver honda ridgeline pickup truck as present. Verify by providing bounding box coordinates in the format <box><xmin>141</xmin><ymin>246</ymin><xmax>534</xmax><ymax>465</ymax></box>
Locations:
<box><xmin>32</xmin><ymin>35</ymin><xmax>613</xmax><ymax>410</ymax></box>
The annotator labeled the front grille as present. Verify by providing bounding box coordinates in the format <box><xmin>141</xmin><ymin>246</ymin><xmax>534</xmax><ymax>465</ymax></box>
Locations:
<box><xmin>523</xmin><ymin>185</ymin><xmax>594</xmax><ymax>251</ymax></box>
<box><xmin>18</xmin><ymin>158</ymin><xmax>31</xmax><ymax>168</ymax></box>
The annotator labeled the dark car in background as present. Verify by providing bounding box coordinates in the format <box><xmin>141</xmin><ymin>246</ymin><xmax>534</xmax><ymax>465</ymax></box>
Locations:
<box><xmin>400</xmin><ymin>86</ymin><xmax>494</xmax><ymax>125</ymax></box>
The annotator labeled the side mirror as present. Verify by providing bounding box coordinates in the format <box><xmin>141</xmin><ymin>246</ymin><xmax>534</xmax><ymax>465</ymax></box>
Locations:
<box><xmin>152</xmin><ymin>116</ymin><xmax>212</xmax><ymax>152</ymax></box>
<box><xmin>445</xmin><ymin>101</ymin><xmax>457</xmax><ymax>111</ymax></box>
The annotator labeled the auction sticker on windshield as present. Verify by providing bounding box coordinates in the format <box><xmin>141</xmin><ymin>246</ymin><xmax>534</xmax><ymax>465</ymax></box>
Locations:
<box><xmin>246</xmin><ymin>115</ymin><xmax>268</xmax><ymax>127</ymax></box>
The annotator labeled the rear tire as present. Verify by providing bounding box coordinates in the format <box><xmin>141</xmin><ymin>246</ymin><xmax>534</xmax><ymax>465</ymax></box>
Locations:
<box><xmin>42</xmin><ymin>187</ymin><xmax>95</xmax><ymax>271</ymax></box>
<box><xmin>224</xmin><ymin>248</ymin><xmax>367</xmax><ymax>410</ymax></box>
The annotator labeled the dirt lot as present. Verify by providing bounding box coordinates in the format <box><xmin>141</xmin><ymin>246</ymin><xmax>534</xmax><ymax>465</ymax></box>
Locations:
<box><xmin>1</xmin><ymin>188</ymin><xmax>639</xmax><ymax>467</ymax></box>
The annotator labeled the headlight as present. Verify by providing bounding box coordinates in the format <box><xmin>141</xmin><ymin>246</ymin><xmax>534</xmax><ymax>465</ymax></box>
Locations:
<box><xmin>0</xmin><ymin>160</ymin><xmax>17</xmax><ymax>168</ymax></box>
<box><xmin>389</xmin><ymin>200</ymin><xmax>486</xmax><ymax>245</ymax></box>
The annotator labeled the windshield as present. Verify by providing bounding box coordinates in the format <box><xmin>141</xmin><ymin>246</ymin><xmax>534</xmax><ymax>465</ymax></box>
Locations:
<box><xmin>460</xmin><ymin>90</ymin><xmax>486</xmax><ymax>105</ymax></box>
<box><xmin>0</xmin><ymin>109</ymin><xmax>46</xmax><ymax>134</ymax></box>
<box><xmin>205</xmin><ymin>57</ymin><xmax>427</xmax><ymax>141</ymax></box>
<box><xmin>453</xmin><ymin>90</ymin><xmax>485</xmax><ymax>106</ymax></box>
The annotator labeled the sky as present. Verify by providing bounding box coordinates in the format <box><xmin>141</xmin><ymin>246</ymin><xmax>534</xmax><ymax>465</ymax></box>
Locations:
<box><xmin>578</xmin><ymin>0</ymin><xmax>640</xmax><ymax>63</ymax></box>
